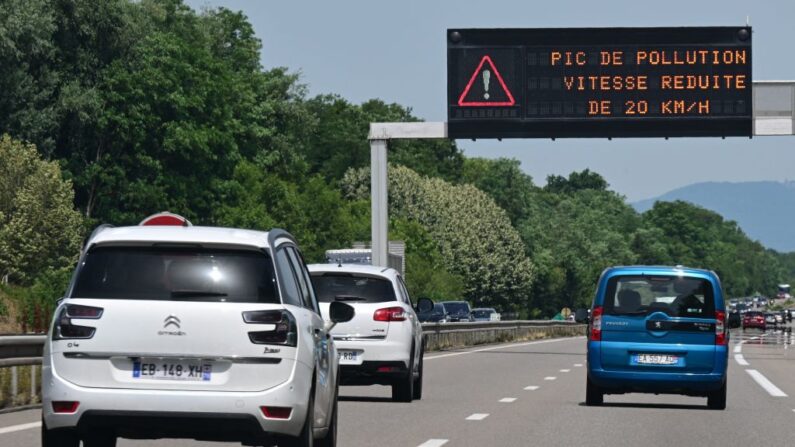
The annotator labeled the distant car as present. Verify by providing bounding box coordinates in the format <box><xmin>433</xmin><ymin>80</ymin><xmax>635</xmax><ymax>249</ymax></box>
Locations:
<box><xmin>774</xmin><ymin>313</ymin><xmax>784</xmax><ymax>325</ymax></box>
<box><xmin>418</xmin><ymin>303</ymin><xmax>449</xmax><ymax>323</ymax></box>
<box><xmin>308</xmin><ymin>263</ymin><xmax>431</xmax><ymax>402</ymax></box>
<box><xmin>743</xmin><ymin>311</ymin><xmax>766</xmax><ymax>331</ymax></box>
<box><xmin>728</xmin><ymin>310</ymin><xmax>741</xmax><ymax>329</ymax></box>
<box><xmin>440</xmin><ymin>301</ymin><xmax>473</xmax><ymax>322</ymax></box>
<box><xmin>471</xmin><ymin>308</ymin><xmax>500</xmax><ymax>322</ymax></box>
<box><xmin>586</xmin><ymin>266</ymin><xmax>728</xmax><ymax>410</ymax></box>
<box><xmin>765</xmin><ymin>313</ymin><xmax>778</xmax><ymax>327</ymax></box>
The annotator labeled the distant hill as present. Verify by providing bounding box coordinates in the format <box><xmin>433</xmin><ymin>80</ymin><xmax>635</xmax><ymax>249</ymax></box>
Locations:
<box><xmin>633</xmin><ymin>181</ymin><xmax>795</xmax><ymax>253</ymax></box>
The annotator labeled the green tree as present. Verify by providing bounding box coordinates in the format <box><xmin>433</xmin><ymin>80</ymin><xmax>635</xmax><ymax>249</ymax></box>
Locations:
<box><xmin>461</xmin><ymin>157</ymin><xmax>536</xmax><ymax>224</ymax></box>
<box><xmin>544</xmin><ymin>169</ymin><xmax>608</xmax><ymax>194</ymax></box>
<box><xmin>342</xmin><ymin>165</ymin><xmax>534</xmax><ymax>312</ymax></box>
<box><xmin>0</xmin><ymin>135</ymin><xmax>83</xmax><ymax>284</ymax></box>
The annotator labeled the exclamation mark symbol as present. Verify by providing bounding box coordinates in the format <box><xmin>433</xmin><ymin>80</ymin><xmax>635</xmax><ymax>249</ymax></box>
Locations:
<box><xmin>483</xmin><ymin>69</ymin><xmax>491</xmax><ymax>100</ymax></box>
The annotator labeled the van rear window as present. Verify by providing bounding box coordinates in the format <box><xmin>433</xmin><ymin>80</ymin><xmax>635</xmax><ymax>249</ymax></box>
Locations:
<box><xmin>603</xmin><ymin>275</ymin><xmax>715</xmax><ymax>318</ymax></box>
<box><xmin>71</xmin><ymin>246</ymin><xmax>279</xmax><ymax>303</ymax></box>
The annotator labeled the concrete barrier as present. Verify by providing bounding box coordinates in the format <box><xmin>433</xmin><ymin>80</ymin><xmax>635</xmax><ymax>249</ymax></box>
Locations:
<box><xmin>421</xmin><ymin>321</ymin><xmax>587</xmax><ymax>351</ymax></box>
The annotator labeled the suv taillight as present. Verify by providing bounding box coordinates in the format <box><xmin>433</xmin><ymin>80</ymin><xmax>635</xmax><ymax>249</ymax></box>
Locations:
<box><xmin>589</xmin><ymin>306</ymin><xmax>603</xmax><ymax>342</ymax></box>
<box><xmin>52</xmin><ymin>305</ymin><xmax>103</xmax><ymax>340</ymax></box>
<box><xmin>374</xmin><ymin>307</ymin><xmax>406</xmax><ymax>322</ymax></box>
<box><xmin>242</xmin><ymin>310</ymin><xmax>297</xmax><ymax>347</ymax></box>
<box><xmin>715</xmin><ymin>310</ymin><xmax>727</xmax><ymax>345</ymax></box>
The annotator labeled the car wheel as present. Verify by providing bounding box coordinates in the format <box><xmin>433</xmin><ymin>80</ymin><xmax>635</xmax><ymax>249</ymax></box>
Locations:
<box><xmin>82</xmin><ymin>432</ymin><xmax>117</xmax><ymax>447</ymax></box>
<box><xmin>585</xmin><ymin>377</ymin><xmax>603</xmax><ymax>406</ymax></box>
<box><xmin>412</xmin><ymin>347</ymin><xmax>424</xmax><ymax>401</ymax></box>
<box><xmin>392</xmin><ymin>347</ymin><xmax>415</xmax><ymax>403</ymax></box>
<box><xmin>41</xmin><ymin>419</ymin><xmax>79</xmax><ymax>447</ymax></box>
<box><xmin>707</xmin><ymin>380</ymin><xmax>727</xmax><ymax>410</ymax></box>
<box><xmin>280</xmin><ymin>390</ymin><xmax>314</xmax><ymax>447</ymax></box>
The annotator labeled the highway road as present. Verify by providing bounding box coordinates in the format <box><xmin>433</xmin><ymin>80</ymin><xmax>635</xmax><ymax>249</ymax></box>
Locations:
<box><xmin>2</xmin><ymin>327</ymin><xmax>794</xmax><ymax>446</ymax></box>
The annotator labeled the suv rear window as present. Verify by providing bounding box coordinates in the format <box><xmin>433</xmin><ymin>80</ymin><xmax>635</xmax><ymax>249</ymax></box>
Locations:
<box><xmin>604</xmin><ymin>275</ymin><xmax>715</xmax><ymax>318</ymax></box>
<box><xmin>442</xmin><ymin>302</ymin><xmax>471</xmax><ymax>314</ymax></box>
<box><xmin>310</xmin><ymin>274</ymin><xmax>396</xmax><ymax>303</ymax></box>
<box><xmin>71</xmin><ymin>246</ymin><xmax>278</xmax><ymax>303</ymax></box>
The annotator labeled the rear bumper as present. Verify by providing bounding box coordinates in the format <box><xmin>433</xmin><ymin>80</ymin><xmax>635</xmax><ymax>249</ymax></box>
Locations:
<box><xmin>587</xmin><ymin>341</ymin><xmax>728</xmax><ymax>395</ymax></box>
<box><xmin>743</xmin><ymin>322</ymin><xmax>766</xmax><ymax>329</ymax></box>
<box><xmin>42</xmin><ymin>359</ymin><xmax>313</xmax><ymax>441</ymax></box>
<box><xmin>334</xmin><ymin>338</ymin><xmax>412</xmax><ymax>385</ymax></box>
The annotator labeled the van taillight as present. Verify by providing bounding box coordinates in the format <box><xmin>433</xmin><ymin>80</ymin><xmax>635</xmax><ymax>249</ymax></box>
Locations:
<box><xmin>715</xmin><ymin>310</ymin><xmax>727</xmax><ymax>345</ymax></box>
<box><xmin>243</xmin><ymin>310</ymin><xmax>297</xmax><ymax>347</ymax></box>
<box><xmin>589</xmin><ymin>306</ymin><xmax>603</xmax><ymax>342</ymax></box>
<box><xmin>52</xmin><ymin>305</ymin><xmax>102</xmax><ymax>340</ymax></box>
<box><xmin>374</xmin><ymin>307</ymin><xmax>406</xmax><ymax>322</ymax></box>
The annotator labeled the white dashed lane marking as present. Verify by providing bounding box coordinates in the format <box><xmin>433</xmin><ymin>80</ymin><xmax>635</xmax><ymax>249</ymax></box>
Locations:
<box><xmin>573</xmin><ymin>363</ymin><xmax>583</xmax><ymax>367</ymax></box>
<box><xmin>560</xmin><ymin>369</ymin><xmax>571</xmax><ymax>373</ymax></box>
<box><xmin>466</xmin><ymin>413</ymin><xmax>490</xmax><ymax>421</ymax></box>
<box><xmin>544</xmin><ymin>376</ymin><xmax>557</xmax><ymax>381</ymax></box>
<box><xmin>0</xmin><ymin>421</ymin><xmax>41</xmax><ymax>435</ymax></box>
<box><xmin>746</xmin><ymin>369</ymin><xmax>787</xmax><ymax>397</ymax></box>
<box><xmin>417</xmin><ymin>440</ymin><xmax>449</xmax><ymax>447</ymax></box>
<box><xmin>499</xmin><ymin>397</ymin><xmax>517</xmax><ymax>403</ymax></box>
<box><xmin>524</xmin><ymin>386</ymin><xmax>539</xmax><ymax>391</ymax></box>
<box><xmin>735</xmin><ymin>354</ymin><xmax>749</xmax><ymax>366</ymax></box>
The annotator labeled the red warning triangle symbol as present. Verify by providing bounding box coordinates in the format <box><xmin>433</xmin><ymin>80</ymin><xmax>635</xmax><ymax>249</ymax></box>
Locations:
<box><xmin>457</xmin><ymin>55</ymin><xmax>516</xmax><ymax>107</ymax></box>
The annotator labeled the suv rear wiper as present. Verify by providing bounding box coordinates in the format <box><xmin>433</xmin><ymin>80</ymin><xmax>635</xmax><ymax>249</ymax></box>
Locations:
<box><xmin>170</xmin><ymin>290</ymin><xmax>228</xmax><ymax>299</ymax></box>
<box><xmin>334</xmin><ymin>295</ymin><xmax>367</xmax><ymax>302</ymax></box>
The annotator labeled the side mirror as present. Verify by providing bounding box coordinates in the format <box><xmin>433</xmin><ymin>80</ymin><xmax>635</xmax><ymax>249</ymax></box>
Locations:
<box><xmin>416</xmin><ymin>297</ymin><xmax>434</xmax><ymax>314</ymax></box>
<box><xmin>325</xmin><ymin>301</ymin><xmax>355</xmax><ymax>332</ymax></box>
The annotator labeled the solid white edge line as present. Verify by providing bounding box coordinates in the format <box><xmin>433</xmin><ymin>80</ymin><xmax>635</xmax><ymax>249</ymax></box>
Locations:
<box><xmin>524</xmin><ymin>386</ymin><xmax>539</xmax><ymax>391</ymax></box>
<box><xmin>746</xmin><ymin>369</ymin><xmax>788</xmax><ymax>397</ymax></box>
<box><xmin>417</xmin><ymin>440</ymin><xmax>449</xmax><ymax>447</ymax></box>
<box><xmin>0</xmin><ymin>421</ymin><xmax>42</xmax><ymax>435</ymax></box>
<box><xmin>499</xmin><ymin>397</ymin><xmax>517</xmax><ymax>403</ymax></box>
<box><xmin>465</xmin><ymin>413</ymin><xmax>489</xmax><ymax>421</ymax></box>
<box><xmin>424</xmin><ymin>336</ymin><xmax>585</xmax><ymax>361</ymax></box>
<box><xmin>735</xmin><ymin>354</ymin><xmax>749</xmax><ymax>366</ymax></box>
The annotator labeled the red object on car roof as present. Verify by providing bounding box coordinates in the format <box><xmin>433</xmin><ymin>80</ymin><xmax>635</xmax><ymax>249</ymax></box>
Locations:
<box><xmin>139</xmin><ymin>212</ymin><xmax>192</xmax><ymax>227</ymax></box>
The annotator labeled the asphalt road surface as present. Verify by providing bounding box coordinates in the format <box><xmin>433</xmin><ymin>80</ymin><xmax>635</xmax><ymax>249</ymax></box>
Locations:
<box><xmin>2</xmin><ymin>327</ymin><xmax>794</xmax><ymax>446</ymax></box>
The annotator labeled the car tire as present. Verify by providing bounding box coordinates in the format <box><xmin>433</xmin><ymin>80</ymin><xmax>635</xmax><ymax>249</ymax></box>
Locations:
<box><xmin>707</xmin><ymin>380</ymin><xmax>727</xmax><ymax>410</ymax></box>
<box><xmin>585</xmin><ymin>377</ymin><xmax>604</xmax><ymax>406</ymax></box>
<box><xmin>392</xmin><ymin>348</ymin><xmax>415</xmax><ymax>403</ymax></box>
<box><xmin>281</xmin><ymin>390</ymin><xmax>314</xmax><ymax>447</ymax></box>
<box><xmin>412</xmin><ymin>347</ymin><xmax>424</xmax><ymax>401</ymax></box>
<box><xmin>82</xmin><ymin>432</ymin><xmax>117</xmax><ymax>447</ymax></box>
<box><xmin>41</xmin><ymin>419</ymin><xmax>79</xmax><ymax>447</ymax></box>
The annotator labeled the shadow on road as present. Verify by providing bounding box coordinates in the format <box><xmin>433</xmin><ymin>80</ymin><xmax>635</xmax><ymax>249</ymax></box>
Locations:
<box><xmin>338</xmin><ymin>395</ymin><xmax>394</xmax><ymax>403</ymax></box>
<box><xmin>578</xmin><ymin>402</ymin><xmax>709</xmax><ymax>411</ymax></box>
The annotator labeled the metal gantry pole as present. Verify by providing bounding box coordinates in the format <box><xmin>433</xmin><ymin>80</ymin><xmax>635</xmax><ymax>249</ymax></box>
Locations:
<box><xmin>370</xmin><ymin>139</ymin><xmax>389</xmax><ymax>267</ymax></box>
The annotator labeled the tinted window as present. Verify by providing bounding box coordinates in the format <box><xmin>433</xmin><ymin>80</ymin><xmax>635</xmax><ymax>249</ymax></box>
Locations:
<box><xmin>72</xmin><ymin>247</ymin><xmax>278</xmax><ymax>303</ymax></box>
<box><xmin>311</xmin><ymin>274</ymin><xmax>396</xmax><ymax>303</ymax></box>
<box><xmin>397</xmin><ymin>276</ymin><xmax>412</xmax><ymax>305</ymax></box>
<box><xmin>472</xmin><ymin>309</ymin><xmax>494</xmax><ymax>319</ymax></box>
<box><xmin>442</xmin><ymin>302</ymin><xmax>471</xmax><ymax>314</ymax></box>
<box><xmin>275</xmin><ymin>248</ymin><xmax>301</xmax><ymax>306</ymax></box>
<box><xmin>604</xmin><ymin>275</ymin><xmax>715</xmax><ymax>317</ymax></box>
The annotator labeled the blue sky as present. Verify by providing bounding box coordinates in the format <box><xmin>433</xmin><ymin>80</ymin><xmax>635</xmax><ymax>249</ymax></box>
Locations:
<box><xmin>187</xmin><ymin>0</ymin><xmax>794</xmax><ymax>201</ymax></box>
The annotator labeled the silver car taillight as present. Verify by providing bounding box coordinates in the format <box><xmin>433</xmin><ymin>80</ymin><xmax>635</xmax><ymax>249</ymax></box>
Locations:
<box><xmin>52</xmin><ymin>304</ymin><xmax>103</xmax><ymax>340</ymax></box>
<box><xmin>242</xmin><ymin>310</ymin><xmax>297</xmax><ymax>347</ymax></box>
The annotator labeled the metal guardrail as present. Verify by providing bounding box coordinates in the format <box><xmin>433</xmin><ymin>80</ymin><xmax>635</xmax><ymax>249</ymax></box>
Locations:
<box><xmin>420</xmin><ymin>319</ymin><xmax>581</xmax><ymax>332</ymax></box>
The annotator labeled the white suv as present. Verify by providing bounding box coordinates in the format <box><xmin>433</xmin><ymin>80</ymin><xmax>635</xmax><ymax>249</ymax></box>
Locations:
<box><xmin>42</xmin><ymin>215</ymin><xmax>354</xmax><ymax>447</ymax></box>
<box><xmin>307</xmin><ymin>264</ymin><xmax>432</xmax><ymax>402</ymax></box>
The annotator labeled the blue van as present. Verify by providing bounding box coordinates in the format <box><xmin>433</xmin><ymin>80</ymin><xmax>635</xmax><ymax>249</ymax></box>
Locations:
<box><xmin>586</xmin><ymin>266</ymin><xmax>729</xmax><ymax>409</ymax></box>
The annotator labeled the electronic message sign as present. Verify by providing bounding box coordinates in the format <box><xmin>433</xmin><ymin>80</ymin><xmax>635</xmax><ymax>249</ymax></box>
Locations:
<box><xmin>447</xmin><ymin>27</ymin><xmax>752</xmax><ymax>139</ymax></box>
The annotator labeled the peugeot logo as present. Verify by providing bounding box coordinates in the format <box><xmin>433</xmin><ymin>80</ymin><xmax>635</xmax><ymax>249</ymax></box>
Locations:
<box><xmin>164</xmin><ymin>315</ymin><xmax>181</xmax><ymax>329</ymax></box>
<box><xmin>654</xmin><ymin>321</ymin><xmax>662</xmax><ymax>329</ymax></box>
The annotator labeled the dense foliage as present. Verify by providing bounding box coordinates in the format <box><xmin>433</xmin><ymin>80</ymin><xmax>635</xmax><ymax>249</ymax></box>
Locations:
<box><xmin>0</xmin><ymin>0</ymin><xmax>792</xmax><ymax>329</ymax></box>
